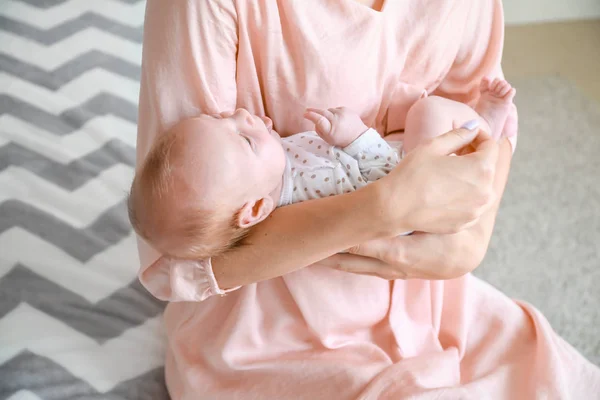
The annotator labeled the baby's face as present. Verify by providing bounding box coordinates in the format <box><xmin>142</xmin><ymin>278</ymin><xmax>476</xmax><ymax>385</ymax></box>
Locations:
<box><xmin>173</xmin><ymin>109</ymin><xmax>286</xmax><ymax>212</ymax></box>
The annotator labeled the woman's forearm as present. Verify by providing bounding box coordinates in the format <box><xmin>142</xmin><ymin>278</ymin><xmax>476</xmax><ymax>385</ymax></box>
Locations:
<box><xmin>469</xmin><ymin>137</ymin><xmax>513</xmax><ymax>260</ymax></box>
<box><xmin>420</xmin><ymin>137</ymin><xmax>514</xmax><ymax>277</ymax></box>
<box><xmin>331</xmin><ymin>137</ymin><xmax>514</xmax><ymax>281</ymax></box>
<box><xmin>212</xmin><ymin>185</ymin><xmax>390</xmax><ymax>289</ymax></box>
<box><xmin>213</xmin><ymin>133</ymin><xmax>511</xmax><ymax>289</ymax></box>
<box><xmin>484</xmin><ymin>137</ymin><xmax>512</xmax><ymax>225</ymax></box>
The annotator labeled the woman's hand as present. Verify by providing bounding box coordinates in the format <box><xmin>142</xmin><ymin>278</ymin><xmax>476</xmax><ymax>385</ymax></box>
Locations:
<box><xmin>321</xmin><ymin>136</ymin><xmax>514</xmax><ymax>281</ymax></box>
<box><xmin>321</xmin><ymin>229</ymin><xmax>486</xmax><ymax>280</ymax></box>
<box><xmin>373</xmin><ymin>126</ymin><xmax>499</xmax><ymax>236</ymax></box>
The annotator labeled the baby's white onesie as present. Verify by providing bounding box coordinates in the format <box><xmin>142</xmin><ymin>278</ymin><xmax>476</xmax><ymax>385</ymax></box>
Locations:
<box><xmin>278</xmin><ymin>129</ymin><xmax>403</xmax><ymax>206</ymax></box>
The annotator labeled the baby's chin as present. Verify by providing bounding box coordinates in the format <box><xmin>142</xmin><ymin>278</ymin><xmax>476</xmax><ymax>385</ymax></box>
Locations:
<box><xmin>269</xmin><ymin>129</ymin><xmax>281</xmax><ymax>141</ymax></box>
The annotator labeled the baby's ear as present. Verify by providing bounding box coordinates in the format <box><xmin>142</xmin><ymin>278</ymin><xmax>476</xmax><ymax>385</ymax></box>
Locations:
<box><xmin>237</xmin><ymin>197</ymin><xmax>275</xmax><ymax>228</ymax></box>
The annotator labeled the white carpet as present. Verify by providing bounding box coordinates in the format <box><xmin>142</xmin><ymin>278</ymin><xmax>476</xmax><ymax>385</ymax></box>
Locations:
<box><xmin>475</xmin><ymin>75</ymin><xmax>600</xmax><ymax>365</ymax></box>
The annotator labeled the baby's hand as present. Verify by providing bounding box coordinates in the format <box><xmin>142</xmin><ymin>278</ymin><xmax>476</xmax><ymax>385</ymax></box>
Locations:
<box><xmin>304</xmin><ymin>107</ymin><xmax>368</xmax><ymax>148</ymax></box>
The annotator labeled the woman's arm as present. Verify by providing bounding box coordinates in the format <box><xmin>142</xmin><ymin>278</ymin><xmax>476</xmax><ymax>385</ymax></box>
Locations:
<box><xmin>214</xmin><ymin>187</ymin><xmax>389</xmax><ymax>289</ymax></box>
<box><xmin>136</xmin><ymin>0</ymin><xmax>398</xmax><ymax>299</ymax></box>
<box><xmin>137</xmin><ymin>0</ymin><xmax>501</xmax><ymax>300</ymax></box>
<box><xmin>215</xmin><ymin>126</ymin><xmax>499</xmax><ymax>288</ymax></box>
<box><xmin>327</xmin><ymin>0</ymin><xmax>517</xmax><ymax>279</ymax></box>
<box><xmin>325</xmin><ymin>136</ymin><xmax>512</xmax><ymax>279</ymax></box>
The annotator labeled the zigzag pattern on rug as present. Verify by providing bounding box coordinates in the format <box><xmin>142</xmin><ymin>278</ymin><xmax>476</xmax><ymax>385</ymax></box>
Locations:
<box><xmin>0</xmin><ymin>1</ymin><xmax>169</xmax><ymax>399</ymax></box>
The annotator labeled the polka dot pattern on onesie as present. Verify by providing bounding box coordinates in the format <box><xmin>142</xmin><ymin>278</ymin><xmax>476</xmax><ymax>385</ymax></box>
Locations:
<box><xmin>277</xmin><ymin>130</ymin><xmax>402</xmax><ymax>205</ymax></box>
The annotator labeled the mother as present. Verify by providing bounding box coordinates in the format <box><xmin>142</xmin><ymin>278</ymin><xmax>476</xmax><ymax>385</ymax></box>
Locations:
<box><xmin>136</xmin><ymin>0</ymin><xmax>600</xmax><ymax>398</ymax></box>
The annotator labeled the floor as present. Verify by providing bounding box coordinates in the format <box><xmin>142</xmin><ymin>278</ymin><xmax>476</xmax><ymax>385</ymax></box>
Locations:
<box><xmin>473</xmin><ymin>19</ymin><xmax>600</xmax><ymax>364</ymax></box>
<box><xmin>503</xmin><ymin>19</ymin><xmax>600</xmax><ymax>103</ymax></box>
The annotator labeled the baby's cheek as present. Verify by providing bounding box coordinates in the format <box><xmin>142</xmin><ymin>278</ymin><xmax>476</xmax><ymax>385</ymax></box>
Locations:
<box><xmin>269</xmin><ymin>140</ymin><xmax>286</xmax><ymax>165</ymax></box>
<box><xmin>271</xmin><ymin>148</ymin><xmax>287</xmax><ymax>180</ymax></box>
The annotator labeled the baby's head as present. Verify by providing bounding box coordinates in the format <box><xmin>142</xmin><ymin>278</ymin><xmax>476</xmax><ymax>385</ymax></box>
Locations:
<box><xmin>128</xmin><ymin>109</ymin><xmax>286</xmax><ymax>259</ymax></box>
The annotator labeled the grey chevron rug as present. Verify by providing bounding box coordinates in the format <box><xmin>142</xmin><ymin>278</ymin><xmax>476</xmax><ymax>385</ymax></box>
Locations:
<box><xmin>0</xmin><ymin>0</ymin><xmax>169</xmax><ymax>399</ymax></box>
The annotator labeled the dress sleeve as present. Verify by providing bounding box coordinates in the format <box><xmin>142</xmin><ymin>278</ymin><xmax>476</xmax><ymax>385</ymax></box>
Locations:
<box><xmin>135</xmin><ymin>0</ymin><xmax>239</xmax><ymax>302</ymax></box>
<box><xmin>432</xmin><ymin>0</ymin><xmax>518</xmax><ymax>152</ymax></box>
<box><xmin>138</xmin><ymin>253</ymin><xmax>240</xmax><ymax>302</ymax></box>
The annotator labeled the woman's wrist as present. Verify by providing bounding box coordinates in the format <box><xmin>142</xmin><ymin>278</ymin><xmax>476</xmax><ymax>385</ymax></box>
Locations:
<box><xmin>367</xmin><ymin>178</ymin><xmax>412</xmax><ymax>238</ymax></box>
<box><xmin>345</xmin><ymin>184</ymin><xmax>396</xmax><ymax>238</ymax></box>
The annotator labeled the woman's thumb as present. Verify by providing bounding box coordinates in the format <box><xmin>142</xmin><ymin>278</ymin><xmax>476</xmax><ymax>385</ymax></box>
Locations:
<box><xmin>429</xmin><ymin>120</ymin><xmax>480</xmax><ymax>155</ymax></box>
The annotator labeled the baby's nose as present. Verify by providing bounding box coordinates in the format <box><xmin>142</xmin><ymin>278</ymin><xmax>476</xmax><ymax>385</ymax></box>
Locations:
<box><xmin>234</xmin><ymin>108</ymin><xmax>255</xmax><ymax>126</ymax></box>
<box><xmin>234</xmin><ymin>108</ymin><xmax>251</xmax><ymax>118</ymax></box>
<box><xmin>261</xmin><ymin>116</ymin><xmax>273</xmax><ymax>131</ymax></box>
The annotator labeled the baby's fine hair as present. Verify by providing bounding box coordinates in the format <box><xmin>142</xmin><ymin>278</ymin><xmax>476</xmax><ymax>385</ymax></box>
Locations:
<box><xmin>127</xmin><ymin>128</ymin><xmax>249</xmax><ymax>260</ymax></box>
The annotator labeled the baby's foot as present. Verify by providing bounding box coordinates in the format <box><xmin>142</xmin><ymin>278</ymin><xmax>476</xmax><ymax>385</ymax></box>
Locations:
<box><xmin>475</xmin><ymin>78</ymin><xmax>516</xmax><ymax>140</ymax></box>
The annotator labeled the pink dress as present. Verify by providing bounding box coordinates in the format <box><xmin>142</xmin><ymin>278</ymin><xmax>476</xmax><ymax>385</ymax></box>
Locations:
<box><xmin>136</xmin><ymin>0</ymin><xmax>600</xmax><ymax>398</ymax></box>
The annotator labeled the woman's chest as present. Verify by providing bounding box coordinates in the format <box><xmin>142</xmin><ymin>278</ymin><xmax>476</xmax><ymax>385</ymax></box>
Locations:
<box><xmin>234</xmin><ymin>0</ymin><xmax>463</xmax><ymax>136</ymax></box>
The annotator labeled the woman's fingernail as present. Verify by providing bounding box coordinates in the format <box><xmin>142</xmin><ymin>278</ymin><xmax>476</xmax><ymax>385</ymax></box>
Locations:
<box><xmin>460</xmin><ymin>119</ymin><xmax>479</xmax><ymax>131</ymax></box>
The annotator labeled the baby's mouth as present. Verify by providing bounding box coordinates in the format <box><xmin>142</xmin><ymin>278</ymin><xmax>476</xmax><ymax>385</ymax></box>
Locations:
<box><xmin>261</xmin><ymin>116</ymin><xmax>273</xmax><ymax>132</ymax></box>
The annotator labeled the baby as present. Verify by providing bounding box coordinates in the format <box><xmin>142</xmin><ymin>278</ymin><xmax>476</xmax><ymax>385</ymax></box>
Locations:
<box><xmin>128</xmin><ymin>78</ymin><xmax>515</xmax><ymax>260</ymax></box>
